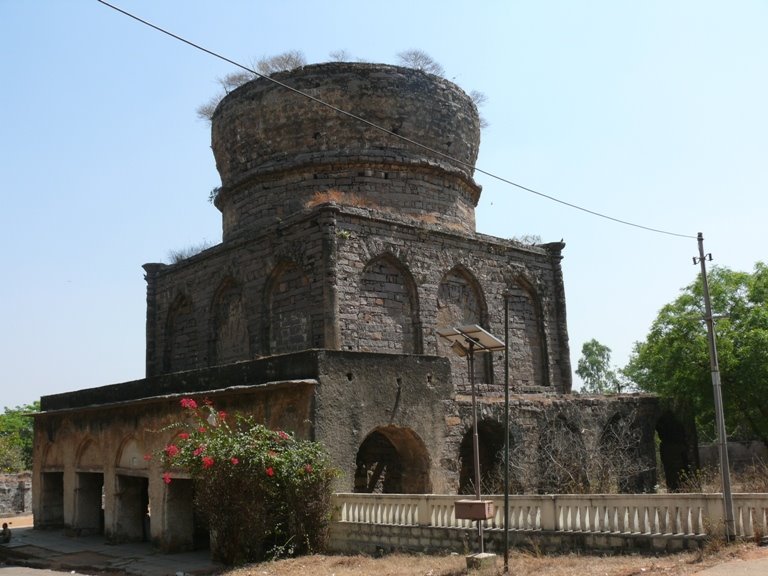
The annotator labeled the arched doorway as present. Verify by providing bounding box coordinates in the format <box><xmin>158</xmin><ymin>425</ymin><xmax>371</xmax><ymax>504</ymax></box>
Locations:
<box><xmin>656</xmin><ymin>411</ymin><xmax>698</xmax><ymax>491</ymax></box>
<box><xmin>74</xmin><ymin>438</ymin><xmax>104</xmax><ymax>535</ymax></box>
<box><xmin>354</xmin><ymin>426</ymin><xmax>431</xmax><ymax>494</ymax></box>
<box><xmin>459</xmin><ymin>419</ymin><xmax>504</xmax><ymax>495</ymax></box>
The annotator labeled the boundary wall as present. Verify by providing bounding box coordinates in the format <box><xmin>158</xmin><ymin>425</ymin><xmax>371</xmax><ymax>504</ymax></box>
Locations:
<box><xmin>330</xmin><ymin>493</ymin><xmax>768</xmax><ymax>554</ymax></box>
<box><xmin>0</xmin><ymin>473</ymin><xmax>32</xmax><ymax>516</ymax></box>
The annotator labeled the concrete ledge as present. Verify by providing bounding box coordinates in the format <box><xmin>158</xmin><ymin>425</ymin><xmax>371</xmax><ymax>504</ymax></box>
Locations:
<box><xmin>466</xmin><ymin>552</ymin><xmax>497</xmax><ymax>571</ymax></box>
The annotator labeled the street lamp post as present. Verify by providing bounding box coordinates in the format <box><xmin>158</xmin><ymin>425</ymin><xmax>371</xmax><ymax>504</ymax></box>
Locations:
<box><xmin>437</xmin><ymin>324</ymin><xmax>505</xmax><ymax>555</ymax></box>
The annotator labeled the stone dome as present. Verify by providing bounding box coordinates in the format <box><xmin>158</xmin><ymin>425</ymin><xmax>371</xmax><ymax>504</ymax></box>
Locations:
<box><xmin>211</xmin><ymin>62</ymin><xmax>483</xmax><ymax>239</ymax></box>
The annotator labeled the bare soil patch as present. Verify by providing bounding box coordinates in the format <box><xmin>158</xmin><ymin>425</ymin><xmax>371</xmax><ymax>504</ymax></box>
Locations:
<box><xmin>223</xmin><ymin>541</ymin><xmax>768</xmax><ymax>576</ymax></box>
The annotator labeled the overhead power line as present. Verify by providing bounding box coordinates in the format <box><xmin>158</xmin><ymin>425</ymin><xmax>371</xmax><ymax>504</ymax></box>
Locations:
<box><xmin>95</xmin><ymin>0</ymin><xmax>696</xmax><ymax>240</ymax></box>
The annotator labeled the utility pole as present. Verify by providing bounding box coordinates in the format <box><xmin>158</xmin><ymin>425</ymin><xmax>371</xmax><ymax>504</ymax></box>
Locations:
<box><xmin>503</xmin><ymin>291</ymin><xmax>510</xmax><ymax>574</ymax></box>
<box><xmin>694</xmin><ymin>232</ymin><xmax>735</xmax><ymax>539</ymax></box>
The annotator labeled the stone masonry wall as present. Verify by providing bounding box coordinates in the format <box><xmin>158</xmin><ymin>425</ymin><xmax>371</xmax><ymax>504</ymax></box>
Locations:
<box><xmin>217</xmin><ymin>163</ymin><xmax>480</xmax><ymax>241</ymax></box>
<box><xmin>329</xmin><ymin>521</ymin><xmax>703</xmax><ymax>556</ymax></box>
<box><xmin>144</xmin><ymin>210</ymin><xmax>331</xmax><ymax>377</ymax></box>
<box><xmin>333</xmin><ymin>207</ymin><xmax>570</xmax><ymax>393</ymax></box>
<box><xmin>33</xmin><ymin>371</ymin><xmax>315</xmax><ymax>545</ymax></box>
<box><xmin>0</xmin><ymin>472</ymin><xmax>32</xmax><ymax>516</ymax></box>
<box><xmin>440</xmin><ymin>393</ymin><xmax>660</xmax><ymax>494</ymax></box>
<box><xmin>145</xmin><ymin>205</ymin><xmax>571</xmax><ymax>396</ymax></box>
<box><xmin>211</xmin><ymin>63</ymin><xmax>482</xmax><ymax>240</ymax></box>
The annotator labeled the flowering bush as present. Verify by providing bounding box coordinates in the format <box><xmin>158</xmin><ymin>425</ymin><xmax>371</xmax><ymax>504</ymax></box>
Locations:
<box><xmin>156</xmin><ymin>398</ymin><xmax>339</xmax><ymax>565</ymax></box>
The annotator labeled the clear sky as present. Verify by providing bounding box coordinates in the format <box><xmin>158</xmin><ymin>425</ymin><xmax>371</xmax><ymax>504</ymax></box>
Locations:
<box><xmin>2</xmin><ymin>1</ymin><xmax>766</xmax><ymax>411</ymax></box>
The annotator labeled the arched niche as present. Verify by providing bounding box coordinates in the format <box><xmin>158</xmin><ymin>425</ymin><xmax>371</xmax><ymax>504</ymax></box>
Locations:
<box><xmin>163</xmin><ymin>292</ymin><xmax>198</xmax><ymax>373</ymax></box>
<box><xmin>209</xmin><ymin>276</ymin><xmax>249</xmax><ymax>365</ymax></box>
<box><xmin>506</xmin><ymin>277</ymin><xmax>548</xmax><ymax>388</ymax></box>
<box><xmin>76</xmin><ymin>438</ymin><xmax>103</xmax><ymax>472</ymax></box>
<box><xmin>41</xmin><ymin>442</ymin><xmax>64</xmax><ymax>471</ymax></box>
<box><xmin>437</xmin><ymin>266</ymin><xmax>489</xmax><ymax>386</ymax></box>
<box><xmin>358</xmin><ymin>254</ymin><xmax>421</xmax><ymax>354</ymax></box>
<box><xmin>116</xmin><ymin>436</ymin><xmax>149</xmax><ymax>473</ymax></box>
<box><xmin>264</xmin><ymin>261</ymin><xmax>315</xmax><ymax>354</ymax></box>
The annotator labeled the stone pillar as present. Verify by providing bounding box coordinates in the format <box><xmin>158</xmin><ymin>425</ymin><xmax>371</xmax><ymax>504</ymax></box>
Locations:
<box><xmin>143</xmin><ymin>263</ymin><xmax>165</xmax><ymax>378</ymax></box>
<box><xmin>543</xmin><ymin>242</ymin><xmax>572</xmax><ymax>393</ymax></box>
<box><xmin>319</xmin><ymin>208</ymin><xmax>340</xmax><ymax>350</ymax></box>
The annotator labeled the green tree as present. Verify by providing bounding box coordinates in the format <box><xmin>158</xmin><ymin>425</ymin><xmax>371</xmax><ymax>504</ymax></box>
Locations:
<box><xmin>0</xmin><ymin>402</ymin><xmax>39</xmax><ymax>470</ymax></box>
<box><xmin>0</xmin><ymin>436</ymin><xmax>24</xmax><ymax>472</ymax></box>
<box><xmin>576</xmin><ymin>338</ymin><xmax>625</xmax><ymax>393</ymax></box>
<box><xmin>624</xmin><ymin>263</ymin><xmax>768</xmax><ymax>446</ymax></box>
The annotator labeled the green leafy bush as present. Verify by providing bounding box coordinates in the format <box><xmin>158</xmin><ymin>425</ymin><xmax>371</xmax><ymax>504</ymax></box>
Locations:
<box><xmin>157</xmin><ymin>398</ymin><xmax>339</xmax><ymax>565</ymax></box>
<box><xmin>0</xmin><ymin>436</ymin><xmax>24</xmax><ymax>472</ymax></box>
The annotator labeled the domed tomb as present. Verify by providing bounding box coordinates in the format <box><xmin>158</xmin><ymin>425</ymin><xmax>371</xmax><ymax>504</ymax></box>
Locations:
<box><xmin>211</xmin><ymin>62</ymin><xmax>483</xmax><ymax>239</ymax></box>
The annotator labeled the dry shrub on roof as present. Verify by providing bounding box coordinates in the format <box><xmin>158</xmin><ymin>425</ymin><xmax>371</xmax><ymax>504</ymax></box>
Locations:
<box><xmin>306</xmin><ymin>189</ymin><xmax>377</xmax><ymax>209</ymax></box>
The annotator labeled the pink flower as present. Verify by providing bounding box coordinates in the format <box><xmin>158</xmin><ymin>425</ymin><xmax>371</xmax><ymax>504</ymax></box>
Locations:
<box><xmin>198</xmin><ymin>427</ymin><xmax>207</xmax><ymax>434</ymax></box>
<box><xmin>164</xmin><ymin>445</ymin><xmax>180</xmax><ymax>458</ymax></box>
<box><xmin>218</xmin><ymin>411</ymin><xmax>227</xmax><ymax>421</ymax></box>
<box><xmin>202</xmin><ymin>456</ymin><xmax>215</xmax><ymax>469</ymax></box>
<box><xmin>143</xmin><ymin>454</ymin><xmax>152</xmax><ymax>461</ymax></box>
<box><xmin>230</xmin><ymin>457</ymin><xmax>239</xmax><ymax>465</ymax></box>
<box><xmin>266</xmin><ymin>467</ymin><xmax>275</xmax><ymax>477</ymax></box>
<box><xmin>193</xmin><ymin>445</ymin><xmax>205</xmax><ymax>457</ymax></box>
<box><xmin>180</xmin><ymin>398</ymin><xmax>198</xmax><ymax>410</ymax></box>
<box><xmin>277</xmin><ymin>430</ymin><xmax>290</xmax><ymax>441</ymax></box>
<box><xmin>304</xmin><ymin>464</ymin><xmax>313</xmax><ymax>474</ymax></box>
<box><xmin>178</xmin><ymin>432</ymin><xmax>190</xmax><ymax>440</ymax></box>
<box><xmin>162</xmin><ymin>472</ymin><xmax>172</xmax><ymax>485</ymax></box>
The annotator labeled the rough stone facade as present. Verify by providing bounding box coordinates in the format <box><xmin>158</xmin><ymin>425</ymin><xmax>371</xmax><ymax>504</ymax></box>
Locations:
<box><xmin>0</xmin><ymin>473</ymin><xmax>31</xmax><ymax>516</ymax></box>
<box><xmin>32</xmin><ymin>62</ymin><xmax>689</xmax><ymax>553</ymax></box>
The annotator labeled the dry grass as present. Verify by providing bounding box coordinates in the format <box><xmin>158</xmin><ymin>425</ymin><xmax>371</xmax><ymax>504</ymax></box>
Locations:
<box><xmin>677</xmin><ymin>461</ymin><xmax>768</xmax><ymax>494</ymax></box>
<box><xmin>223</xmin><ymin>541</ymin><xmax>768</xmax><ymax>576</ymax></box>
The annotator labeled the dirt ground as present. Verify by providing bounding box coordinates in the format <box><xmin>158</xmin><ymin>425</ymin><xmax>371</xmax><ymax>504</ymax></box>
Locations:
<box><xmin>5</xmin><ymin>514</ymin><xmax>766</xmax><ymax>576</ymax></box>
<box><xmin>223</xmin><ymin>541</ymin><xmax>768</xmax><ymax>576</ymax></box>
<box><xmin>0</xmin><ymin>514</ymin><xmax>33</xmax><ymax>529</ymax></box>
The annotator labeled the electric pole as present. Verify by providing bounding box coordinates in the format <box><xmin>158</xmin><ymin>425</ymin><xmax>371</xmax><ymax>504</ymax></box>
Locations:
<box><xmin>694</xmin><ymin>232</ymin><xmax>735</xmax><ymax>539</ymax></box>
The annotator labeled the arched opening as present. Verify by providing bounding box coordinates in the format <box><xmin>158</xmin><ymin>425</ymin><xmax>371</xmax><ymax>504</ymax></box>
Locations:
<box><xmin>656</xmin><ymin>411</ymin><xmax>697</xmax><ymax>492</ymax></box>
<box><xmin>74</xmin><ymin>439</ymin><xmax>104</xmax><ymax>535</ymax></box>
<box><xmin>458</xmin><ymin>419</ymin><xmax>504</xmax><ymax>494</ymax></box>
<box><xmin>113</xmin><ymin>436</ymin><xmax>150</xmax><ymax>543</ymax></box>
<box><xmin>354</xmin><ymin>426</ymin><xmax>431</xmax><ymax>494</ymax></box>
<box><xmin>39</xmin><ymin>443</ymin><xmax>64</xmax><ymax>527</ymax></box>
<box><xmin>536</xmin><ymin>413</ymin><xmax>587</xmax><ymax>494</ymax></box>
<box><xmin>162</xmin><ymin>478</ymin><xmax>209</xmax><ymax>552</ymax></box>
<box><xmin>595</xmin><ymin>412</ymin><xmax>653</xmax><ymax>493</ymax></box>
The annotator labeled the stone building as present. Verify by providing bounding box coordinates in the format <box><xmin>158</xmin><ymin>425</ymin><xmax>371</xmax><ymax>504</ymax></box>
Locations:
<box><xmin>32</xmin><ymin>63</ymin><xmax>695</xmax><ymax>551</ymax></box>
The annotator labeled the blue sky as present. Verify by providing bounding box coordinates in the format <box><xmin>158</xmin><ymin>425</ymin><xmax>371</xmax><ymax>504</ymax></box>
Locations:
<box><xmin>2</xmin><ymin>1</ymin><xmax>766</xmax><ymax>410</ymax></box>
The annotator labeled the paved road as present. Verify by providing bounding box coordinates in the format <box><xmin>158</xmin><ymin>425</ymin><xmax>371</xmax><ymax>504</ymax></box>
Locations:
<box><xmin>0</xmin><ymin>568</ymin><xmax>79</xmax><ymax>575</ymax></box>
<box><xmin>0</xmin><ymin>515</ymin><xmax>220</xmax><ymax>576</ymax></box>
<box><xmin>693</xmin><ymin>555</ymin><xmax>768</xmax><ymax>576</ymax></box>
